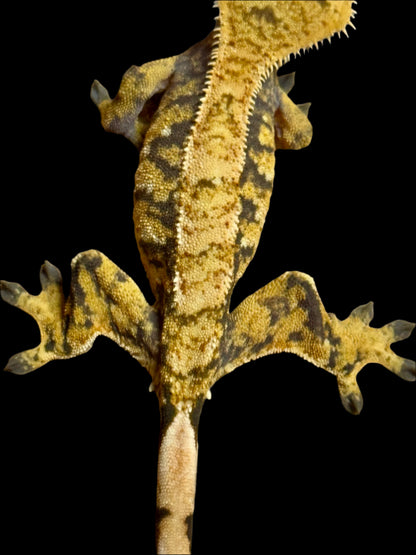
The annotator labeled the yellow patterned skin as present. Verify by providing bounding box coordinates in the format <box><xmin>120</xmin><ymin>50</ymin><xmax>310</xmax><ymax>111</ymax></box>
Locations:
<box><xmin>1</xmin><ymin>2</ymin><xmax>414</xmax><ymax>553</ymax></box>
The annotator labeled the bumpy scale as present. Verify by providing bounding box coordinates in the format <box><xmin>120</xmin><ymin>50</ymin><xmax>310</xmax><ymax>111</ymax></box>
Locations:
<box><xmin>1</xmin><ymin>2</ymin><xmax>414</xmax><ymax>553</ymax></box>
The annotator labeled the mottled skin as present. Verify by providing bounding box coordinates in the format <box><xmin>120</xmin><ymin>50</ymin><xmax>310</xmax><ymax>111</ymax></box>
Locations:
<box><xmin>1</xmin><ymin>2</ymin><xmax>415</xmax><ymax>554</ymax></box>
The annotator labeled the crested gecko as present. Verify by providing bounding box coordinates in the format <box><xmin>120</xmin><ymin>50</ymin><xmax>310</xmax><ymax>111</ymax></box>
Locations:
<box><xmin>1</xmin><ymin>2</ymin><xmax>415</xmax><ymax>553</ymax></box>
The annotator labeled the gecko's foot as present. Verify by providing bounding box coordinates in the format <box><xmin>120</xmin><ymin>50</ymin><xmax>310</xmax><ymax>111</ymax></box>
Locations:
<box><xmin>0</xmin><ymin>261</ymin><xmax>68</xmax><ymax>374</ymax></box>
<box><xmin>334</xmin><ymin>302</ymin><xmax>415</xmax><ymax>414</ymax></box>
<box><xmin>90</xmin><ymin>79</ymin><xmax>110</xmax><ymax>107</ymax></box>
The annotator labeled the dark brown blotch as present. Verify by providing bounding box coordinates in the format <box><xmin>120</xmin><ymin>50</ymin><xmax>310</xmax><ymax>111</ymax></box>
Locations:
<box><xmin>250</xmin><ymin>5</ymin><xmax>278</xmax><ymax>25</ymax></box>
<box><xmin>115</xmin><ymin>270</ymin><xmax>128</xmax><ymax>283</ymax></box>
<box><xmin>288</xmin><ymin>330</ymin><xmax>304</xmax><ymax>342</ymax></box>
<box><xmin>287</xmin><ymin>274</ymin><xmax>324</xmax><ymax>340</ymax></box>
<box><xmin>262</xmin><ymin>295</ymin><xmax>290</xmax><ymax>326</ymax></box>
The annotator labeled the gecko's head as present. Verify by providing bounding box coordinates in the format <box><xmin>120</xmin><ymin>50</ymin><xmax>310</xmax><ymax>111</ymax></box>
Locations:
<box><xmin>215</xmin><ymin>1</ymin><xmax>356</xmax><ymax>74</ymax></box>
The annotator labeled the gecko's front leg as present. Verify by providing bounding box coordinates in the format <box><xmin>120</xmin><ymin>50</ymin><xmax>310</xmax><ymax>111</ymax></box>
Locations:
<box><xmin>1</xmin><ymin>250</ymin><xmax>159</xmax><ymax>377</ymax></box>
<box><xmin>221</xmin><ymin>271</ymin><xmax>415</xmax><ymax>414</ymax></box>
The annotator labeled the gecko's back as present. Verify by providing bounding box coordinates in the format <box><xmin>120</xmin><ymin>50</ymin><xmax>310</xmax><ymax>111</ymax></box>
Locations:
<box><xmin>132</xmin><ymin>35</ymin><xmax>214</xmax><ymax>305</ymax></box>
<box><xmin>132</xmin><ymin>30</ymin><xmax>277</xmax><ymax>310</ymax></box>
<box><xmin>130</xmin><ymin>2</ymin><xmax>342</xmax><ymax>406</ymax></box>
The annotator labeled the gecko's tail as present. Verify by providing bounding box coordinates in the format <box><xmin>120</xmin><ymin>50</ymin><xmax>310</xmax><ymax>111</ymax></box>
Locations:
<box><xmin>155</xmin><ymin>402</ymin><xmax>202</xmax><ymax>554</ymax></box>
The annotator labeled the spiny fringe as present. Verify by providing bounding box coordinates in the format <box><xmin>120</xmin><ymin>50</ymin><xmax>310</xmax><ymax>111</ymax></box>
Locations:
<box><xmin>174</xmin><ymin>2</ymin><xmax>223</xmax><ymax>284</ymax></box>
<box><xmin>261</xmin><ymin>1</ymin><xmax>358</xmax><ymax>79</ymax></box>
<box><xmin>180</xmin><ymin>8</ymin><xmax>222</xmax><ymax>178</ymax></box>
<box><xmin>182</xmin><ymin>0</ymin><xmax>357</xmax><ymax>171</ymax></box>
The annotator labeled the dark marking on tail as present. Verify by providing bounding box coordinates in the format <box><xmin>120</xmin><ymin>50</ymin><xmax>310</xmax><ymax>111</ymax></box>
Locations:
<box><xmin>185</xmin><ymin>513</ymin><xmax>194</xmax><ymax>545</ymax></box>
<box><xmin>155</xmin><ymin>507</ymin><xmax>172</xmax><ymax>550</ymax></box>
<box><xmin>155</xmin><ymin>506</ymin><xmax>172</xmax><ymax>524</ymax></box>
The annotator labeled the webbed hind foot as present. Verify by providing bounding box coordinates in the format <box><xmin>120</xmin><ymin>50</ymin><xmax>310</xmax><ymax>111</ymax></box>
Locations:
<box><xmin>1</xmin><ymin>250</ymin><xmax>160</xmax><ymax>377</ymax></box>
<box><xmin>221</xmin><ymin>272</ymin><xmax>415</xmax><ymax>414</ymax></box>
<box><xmin>1</xmin><ymin>261</ymin><xmax>68</xmax><ymax>374</ymax></box>
<box><xmin>335</xmin><ymin>303</ymin><xmax>415</xmax><ymax>413</ymax></box>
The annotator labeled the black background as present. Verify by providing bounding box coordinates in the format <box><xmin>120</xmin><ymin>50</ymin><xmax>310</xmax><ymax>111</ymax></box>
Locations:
<box><xmin>1</xmin><ymin>2</ymin><xmax>414</xmax><ymax>553</ymax></box>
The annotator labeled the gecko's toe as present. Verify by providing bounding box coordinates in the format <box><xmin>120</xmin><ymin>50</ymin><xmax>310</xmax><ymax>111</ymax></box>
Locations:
<box><xmin>341</xmin><ymin>390</ymin><xmax>364</xmax><ymax>415</ymax></box>
<box><xmin>398</xmin><ymin>358</ymin><xmax>416</xmax><ymax>382</ymax></box>
<box><xmin>337</xmin><ymin>376</ymin><xmax>364</xmax><ymax>415</ymax></box>
<box><xmin>39</xmin><ymin>261</ymin><xmax>62</xmax><ymax>290</ymax></box>
<box><xmin>4</xmin><ymin>344</ymin><xmax>55</xmax><ymax>375</ymax></box>
<box><xmin>5</xmin><ymin>352</ymin><xmax>34</xmax><ymax>375</ymax></box>
<box><xmin>0</xmin><ymin>280</ymin><xmax>27</xmax><ymax>306</ymax></box>
<box><xmin>90</xmin><ymin>80</ymin><xmax>110</xmax><ymax>106</ymax></box>
<box><xmin>387</xmin><ymin>320</ymin><xmax>416</xmax><ymax>342</ymax></box>
<box><xmin>349</xmin><ymin>301</ymin><xmax>374</xmax><ymax>325</ymax></box>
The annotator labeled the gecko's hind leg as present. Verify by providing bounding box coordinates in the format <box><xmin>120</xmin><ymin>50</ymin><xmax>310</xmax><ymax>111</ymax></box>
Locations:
<box><xmin>221</xmin><ymin>271</ymin><xmax>415</xmax><ymax>414</ymax></box>
<box><xmin>1</xmin><ymin>250</ymin><xmax>159</xmax><ymax>377</ymax></box>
